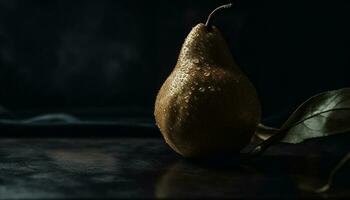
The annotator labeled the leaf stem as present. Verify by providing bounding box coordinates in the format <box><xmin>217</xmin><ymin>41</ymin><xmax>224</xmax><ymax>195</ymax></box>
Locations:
<box><xmin>316</xmin><ymin>152</ymin><xmax>350</xmax><ymax>193</ymax></box>
<box><xmin>254</xmin><ymin>123</ymin><xmax>280</xmax><ymax>141</ymax></box>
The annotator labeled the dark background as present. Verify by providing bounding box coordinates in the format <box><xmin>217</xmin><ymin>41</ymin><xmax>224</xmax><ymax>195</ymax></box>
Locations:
<box><xmin>0</xmin><ymin>0</ymin><xmax>349</xmax><ymax>125</ymax></box>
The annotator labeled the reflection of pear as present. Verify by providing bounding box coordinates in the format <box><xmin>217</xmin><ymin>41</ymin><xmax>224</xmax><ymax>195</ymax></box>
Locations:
<box><xmin>155</xmin><ymin>160</ymin><xmax>296</xmax><ymax>198</ymax></box>
<box><xmin>154</xmin><ymin>4</ymin><xmax>261</xmax><ymax>157</ymax></box>
<box><xmin>155</xmin><ymin>161</ymin><xmax>248</xmax><ymax>198</ymax></box>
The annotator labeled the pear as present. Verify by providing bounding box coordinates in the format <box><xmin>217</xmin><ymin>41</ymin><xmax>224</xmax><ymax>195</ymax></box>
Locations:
<box><xmin>154</xmin><ymin>4</ymin><xmax>261</xmax><ymax>158</ymax></box>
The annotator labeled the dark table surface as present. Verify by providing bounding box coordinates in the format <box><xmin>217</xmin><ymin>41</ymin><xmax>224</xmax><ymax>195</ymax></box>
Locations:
<box><xmin>0</xmin><ymin>134</ymin><xmax>349</xmax><ymax>199</ymax></box>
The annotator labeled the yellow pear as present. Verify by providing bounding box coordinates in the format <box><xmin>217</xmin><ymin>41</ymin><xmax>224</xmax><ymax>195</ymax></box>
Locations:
<box><xmin>154</xmin><ymin>4</ymin><xmax>261</xmax><ymax>157</ymax></box>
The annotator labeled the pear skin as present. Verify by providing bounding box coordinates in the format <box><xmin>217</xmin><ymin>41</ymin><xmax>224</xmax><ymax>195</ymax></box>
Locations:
<box><xmin>155</xmin><ymin>23</ymin><xmax>261</xmax><ymax>158</ymax></box>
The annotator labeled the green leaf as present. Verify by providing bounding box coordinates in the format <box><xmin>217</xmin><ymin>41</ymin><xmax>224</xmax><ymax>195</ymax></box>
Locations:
<box><xmin>249</xmin><ymin>88</ymin><xmax>350</xmax><ymax>156</ymax></box>
<box><xmin>281</xmin><ymin>88</ymin><xmax>350</xmax><ymax>143</ymax></box>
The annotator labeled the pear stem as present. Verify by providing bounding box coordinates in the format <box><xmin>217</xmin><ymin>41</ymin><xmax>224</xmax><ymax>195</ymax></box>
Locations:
<box><xmin>205</xmin><ymin>3</ymin><xmax>233</xmax><ymax>28</ymax></box>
